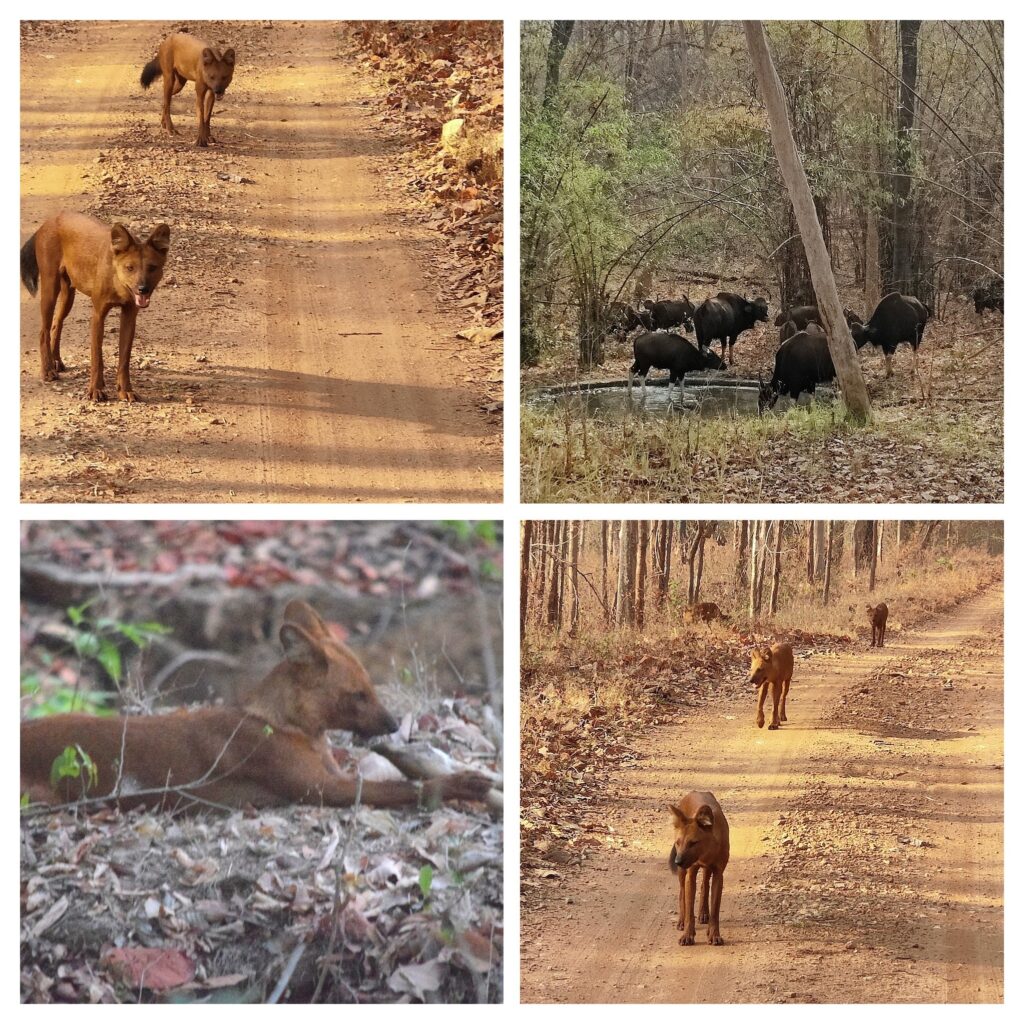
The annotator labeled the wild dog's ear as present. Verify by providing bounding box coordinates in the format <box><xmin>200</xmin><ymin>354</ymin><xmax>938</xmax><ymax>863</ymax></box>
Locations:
<box><xmin>222</xmin><ymin>48</ymin><xmax>235</xmax><ymax>65</ymax></box>
<box><xmin>280</xmin><ymin>622</ymin><xmax>328</xmax><ymax>670</ymax></box>
<box><xmin>667</xmin><ymin>803</ymin><xmax>687</xmax><ymax>824</ymax></box>
<box><xmin>146</xmin><ymin>224</ymin><xmax>170</xmax><ymax>253</ymax></box>
<box><xmin>202</xmin><ymin>48</ymin><xmax>216</xmax><ymax>65</ymax></box>
<box><xmin>110</xmin><ymin>224</ymin><xmax>136</xmax><ymax>253</ymax></box>
<box><xmin>283</xmin><ymin>600</ymin><xmax>331</xmax><ymax>638</ymax></box>
<box><xmin>695</xmin><ymin>804</ymin><xmax>715</xmax><ymax>830</ymax></box>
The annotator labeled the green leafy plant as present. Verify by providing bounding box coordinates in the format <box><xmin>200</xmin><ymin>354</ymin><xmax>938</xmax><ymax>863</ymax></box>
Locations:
<box><xmin>418</xmin><ymin>864</ymin><xmax>434</xmax><ymax>901</ymax></box>
<box><xmin>66</xmin><ymin>602</ymin><xmax>171</xmax><ymax>685</ymax></box>
<box><xmin>48</xmin><ymin>744</ymin><xmax>98</xmax><ymax>796</ymax></box>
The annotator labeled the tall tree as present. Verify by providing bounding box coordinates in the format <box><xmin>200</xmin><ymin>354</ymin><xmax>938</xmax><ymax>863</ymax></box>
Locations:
<box><xmin>521</xmin><ymin>520</ymin><xmax>534</xmax><ymax>642</ymax></box>
<box><xmin>743</xmin><ymin>21</ymin><xmax>871</xmax><ymax>423</ymax></box>
<box><xmin>891</xmin><ymin>20</ymin><xmax>922</xmax><ymax>293</ymax></box>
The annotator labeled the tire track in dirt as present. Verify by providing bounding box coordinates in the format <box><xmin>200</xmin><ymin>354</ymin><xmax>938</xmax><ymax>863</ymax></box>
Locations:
<box><xmin>20</xmin><ymin>20</ymin><xmax>501</xmax><ymax>503</ymax></box>
<box><xmin>521</xmin><ymin>586</ymin><xmax>1003</xmax><ymax>1003</ymax></box>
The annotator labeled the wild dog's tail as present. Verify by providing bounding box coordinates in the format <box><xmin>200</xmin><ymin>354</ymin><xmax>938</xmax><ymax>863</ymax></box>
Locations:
<box><xmin>20</xmin><ymin>233</ymin><xmax>39</xmax><ymax>297</ymax></box>
<box><xmin>140</xmin><ymin>58</ymin><xmax>161</xmax><ymax>88</ymax></box>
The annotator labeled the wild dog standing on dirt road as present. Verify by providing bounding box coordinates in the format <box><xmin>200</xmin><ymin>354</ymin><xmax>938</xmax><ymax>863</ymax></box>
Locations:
<box><xmin>21</xmin><ymin>601</ymin><xmax>490</xmax><ymax>812</ymax></box>
<box><xmin>748</xmin><ymin>642</ymin><xmax>794</xmax><ymax>730</ymax></box>
<box><xmin>20</xmin><ymin>212</ymin><xmax>170</xmax><ymax>402</ymax></box>
<box><xmin>667</xmin><ymin>791</ymin><xmax>730</xmax><ymax>946</ymax></box>
<box><xmin>141</xmin><ymin>33</ymin><xmax>235</xmax><ymax>147</ymax></box>
<box><xmin>868</xmin><ymin>602</ymin><xmax>889</xmax><ymax>647</ymax></box>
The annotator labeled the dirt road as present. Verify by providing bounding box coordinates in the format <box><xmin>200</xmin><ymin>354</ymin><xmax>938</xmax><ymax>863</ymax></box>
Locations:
<box><xmin>521</xmin><ymin>585</ymin><xmax>1004</xmax><ymax>1003</ymax></box>
<box><xmin>20</xmin><ymin>21</ymin><xmax>502</xmax><ymax>503</ymax></box>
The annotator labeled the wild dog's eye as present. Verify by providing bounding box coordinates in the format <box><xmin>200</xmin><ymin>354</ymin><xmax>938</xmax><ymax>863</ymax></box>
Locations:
<box><xmin>147</xmin><ymin>264</ymin><xmax>159</xmax><ymax>272</ymax></box>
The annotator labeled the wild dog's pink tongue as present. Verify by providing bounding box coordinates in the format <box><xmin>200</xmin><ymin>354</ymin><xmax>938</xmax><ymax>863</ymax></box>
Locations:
<box><xmin>135</xmin><ymin>293</ymin><xmax>150</xmax><ymax>309</ymax></box>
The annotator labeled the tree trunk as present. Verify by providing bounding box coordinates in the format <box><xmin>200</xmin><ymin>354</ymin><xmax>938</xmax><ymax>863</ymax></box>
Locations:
<box><xmin>806</xmin><ymin>521</ymin><xmax>815</xmax><ymax>584</ymax></box>
<box><xmin>569</xmin><ymin>521</ymin><xmax>582</xmax><ymax>637</ymax></box>
<box><xmin>743</xmin><ymin>21</ymin><xmax>871</xmax><ymax>423</ymax></box>
<box><xmin>823</xmin><ymin>521</ymin><xmax>835</xmax><ymax>605</ymax></box>
<box><xmin>616</xmin><ymin>521</ymin><xmax>638</xmax><ymax>627</ymax></box>
<box><xmin>601</xmin><ymin>521</ymin><xmax>610</xmax><ymax>624</ymax></box>
<box><xmin>891</xmin><ymin>21</ymin><xmax>922</xmax><ymax>293</ymax></box>
<box><xmin>863</xmin><ymin>20</ymin><xmax>885</xmax><ymax>312</ymax></box>
<box><xmin>542</xmin><ymin>21</ymin><xmax>574</xmax><ymax>110</ymax></box>
<box><xmin>814</xmin><ymin>520</ymin><xmax>827</xmax><ymax>579</ymax></box>
<box><xmin>637</xmin><ymin>522</ymin><xmax>649</xmax><ymax>630</ymax></box>
<box><xmin>737</xmin><ymin>520</ymin><xmax>750</xmax><ymax>585</ymax></box>
<box><xmin>868</xmin><ymin>520</ymin><xmax>878</xmax><ymax>592</ymax></box>
<box><xmin>657</xmin><ymin>521</ymin><xmax>674</xmax><ymax>608</ymax></box>
<box><xmin>520</xmin><ymin>521</ymin><xmax>534</xmax><ymax>643</ymax></box>
<box><xmin>748</xmin><ymin>521</ymin><xmax>761</xmax><ymax>619</ymax></box>
<box><xmin>769</xmin><ymin>521</ymin><xmax>784</xmax><ymax>615</ymax></box>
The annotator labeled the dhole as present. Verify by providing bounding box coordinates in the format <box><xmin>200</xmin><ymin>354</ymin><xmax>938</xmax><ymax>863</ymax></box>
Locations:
<box><xmin>667</xmin><ymin>791</ymin><xmax>730</xmax><ymax>946</ymax></box>
<box><xmin>20</xmin><ymin>212</ymin><xmax>170</xmax><ymax>402</ymax></box>
<box><xmin>141</xmin><ymin>33</ymin><xmax>236</xmax><ymax>147</ymax></box>
<box><xmin>867</xmin><ymin>602</ymin><xmax>889</xmax><ymax>647</ymax></box>
<box><xmin>683</xmin><ymin>601</ymin><xmax>729</xmax><ymax>624</ymax></box>
<box><xmin>747</xmin><ymin>642</ymin><xmax>794</xmax><ymax>730</ymax></box>
<box><xmin>20</xmin><ymin>601</ymin><xmax>489</xmax><ymax>812</ymax></box>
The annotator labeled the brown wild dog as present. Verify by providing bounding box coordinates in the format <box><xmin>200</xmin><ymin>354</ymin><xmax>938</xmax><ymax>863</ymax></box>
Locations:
<box><xmin>20</xmin><ymin>212</ymin><xmax>170</xmax><ymax>402</ymax></box>
<box><xmin>21</xmin><ymin>601</ymin><xmax>489</xmax><ymax>812</ymax></box>
<box><xmin>667</xmin><ymin>791</ymin><xmax>730</xmax><ymax>946</ymax></box>
<box><xmin>748</xmin><ymin>642</ymin><xmax>794</xmax><ymax>730</ymax></box>
<box><xmin>141</xmin><ymin>33</ymin><xmax>235</xmax><ymax>147</ymax></box>
<box><xmin>868</xmin><ymin>602</ymin><xmax>889</xmax><ymax>647</ymax></box>
<box><xmin>683</xmin><ymin>601</ymin><xmax>730</xmax><ymax>625</ymax></box>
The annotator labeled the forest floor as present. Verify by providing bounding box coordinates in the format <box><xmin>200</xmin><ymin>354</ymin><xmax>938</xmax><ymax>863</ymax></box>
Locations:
<box><xmin>521</xmin><ymin>279</ymin><xmax>1003</xmax><ymax>503</ymax></box>
<box><xmin>521</xmin><ymin>582</ymin><xmax>1003</xmax><ymax>1003</ymax></box>
<box><xmin>20</xmin><ymin>20</ymin><xmax>502</xmax><ymax>503</ymax></box>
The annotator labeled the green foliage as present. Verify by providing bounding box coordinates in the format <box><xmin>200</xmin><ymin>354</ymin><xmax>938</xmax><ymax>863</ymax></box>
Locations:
<box><xmin>65</xmin><ymin>602</ymin><xmax>171</xmax><ymax>686</ymax></box>
<box><xmin>20</xmin><ymin>672</ymin><xmax>113</xmax><ymax>718</ymax></box>
<box><xmin>48</xmin><ymin>744</ymin><xmax>98</xmax><ymax>795</ymax></box>
<box><xmin>418</xmin><ymin>864</ymin><xmax>434</xmax><ymax>900</ymax></box>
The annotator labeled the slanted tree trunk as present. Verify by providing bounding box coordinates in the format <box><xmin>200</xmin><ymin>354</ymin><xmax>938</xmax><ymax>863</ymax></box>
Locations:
<box><xmin>743</xmin><ymin>21</ymin><xmax>871</xmax><ymax>423</ymax></box>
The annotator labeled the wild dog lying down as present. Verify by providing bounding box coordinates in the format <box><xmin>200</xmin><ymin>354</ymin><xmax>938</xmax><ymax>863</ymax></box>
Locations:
<box><xmin>668</xmin><ymin>791</ymin><xmax>730</xmax><ymax>946</ymax></box>
<box><xmin>867</xmin><ymin>602</ymin><xmax>889</xmax><ymax>647</ymax></box>
<box><xmin>20</xmin><ymin>212</ymin><xmax>170</xmax><ymax>402</ymax></box>
<box><xmin>141</xmin><ymin>33</ymin><xmax>235</xmax><ymax>147</ymax></box>
<box><xmin>747</xmin><ymin>642</ymin><xmax>794</xmax><ymax>730</ymax></box>
<box><xmin>20</xmin><ymin>601</ymin><xmax>489</xmax><ymax>811</ymax></box>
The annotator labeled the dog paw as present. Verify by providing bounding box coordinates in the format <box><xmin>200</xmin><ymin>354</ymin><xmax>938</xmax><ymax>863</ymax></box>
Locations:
<box><xmin>195</xmin><ymin>137</ymin><xmax>210</xmax><ymax>148</ymax></box>
<box><xmin>756</xmin><ymin>719</ymin><xmax>764</xmax><ymax>729</ymax></box>
<box><xmin>679</xmin><ymin>934</ymin><xmax>695</xmax><ymax>946</ymax></box>
<box><xmin>118</xmin><ymin>389</ymin><xmax>137</xmax><ymax>403</ymax></box>
<box><xmin>87</xmin><ymin>386</ymin><xmax>108</xmax><ymax>402</ymax></box>
<box><xmin>768</xmin><ymin>723</ymin><xmax>779</xmax><ymax>731</ymax></box>
<box><xmin>709</xmin><ymin>934</ymin><xmax>724</xmax><ymax>946</ymax></box>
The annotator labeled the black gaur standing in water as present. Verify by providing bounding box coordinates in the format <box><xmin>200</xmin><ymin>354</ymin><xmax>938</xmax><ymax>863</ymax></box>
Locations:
<box><xmin>693</xmin><ymin>292</ymin><xmax>769</xmax><ymax>365</ymax></box>
<box><xmin>760</xmin><ymin>324</ymin><xmax>870</xmax><ymax>410</ymax></box>
<box><xmin>850</xmin><ymin>292</ymin><xmax>929</xmax><ymax>377</ymax></box>
<box><xmin>630</xmin><ymin>332</ymin><xmax>725</xmax><ymax>403</ymax></box>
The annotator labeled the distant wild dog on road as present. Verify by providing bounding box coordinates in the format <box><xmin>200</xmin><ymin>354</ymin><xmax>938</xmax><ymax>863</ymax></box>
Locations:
<box><xmin>20</xmin><ymin>212</ymin><xmax>170</xmax><ymax>402</ymax></box>
<box><xmin>667</xmin><ymin>791</ymin><xmax>730</xmax><ymax>946</ymax></box>
<box><xmin>747</xmin><ymin>642</ymin><xmax>794</xmax><ymax>730</ymax></box>
<box><xmin>141</xmin><ymin>33</ymin><xmax>235</xmax><ymax>147</ymax></box>
<box><xmin>21</xmin><ymin>600</ymin><xmax>490</xmax><ymax>812</ymax></box>
<box><xmin>868</xmin><ymin>602</ymin><xmax>889</xmax><ymax>647</ymax></box>
<box><xmin>683</xmin><ymin>601</ymin><xmax>730</xmax><ymax>625</ymax></box>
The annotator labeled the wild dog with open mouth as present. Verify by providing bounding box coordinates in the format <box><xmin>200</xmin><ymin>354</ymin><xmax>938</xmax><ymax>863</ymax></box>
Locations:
<box><xmin>20</xmin><ymin>212</ymin><xmax>170</xmax><ymax>402</ymax></box>
<box><xmin>141</xmin><ymin>32</ymin><xmax>235</xmax><ymax>147</ymax></box>
<box><xmin>747</xmin><ymin>642</ymin><xmax>794</xmax><ymax>730</ymax></box>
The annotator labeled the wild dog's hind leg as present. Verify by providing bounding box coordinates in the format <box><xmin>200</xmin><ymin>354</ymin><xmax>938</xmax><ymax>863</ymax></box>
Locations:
<box><xmin>36</xmin><ymin>275</ymin><xmax>60</xmax><ymax>382</ymax></box>
<box><xmin>49</xmin><ymin>275</ymin><xmax>75</xmax><ymax>373</ymax></box>
<box><xmin>708</xmin><ymin>866</ymin><xmax>725</xmax><ymax>945</ymax></box>
<box><xmin>780</xmin><ymin>676</ymin><xmax>791</xmax><ymax>723</ymax></box>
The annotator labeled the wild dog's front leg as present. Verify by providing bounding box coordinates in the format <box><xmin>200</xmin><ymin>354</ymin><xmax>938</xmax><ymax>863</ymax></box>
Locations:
<box><xmin>756</xmin><ymin>681</ymin><xmax>769</xmax><ymax>729</ymax></box>
<box><xmin>679</xmin><ymin>865</ymin><xmax>698</xmax><ymax>945</ymax></box>
<box><xmin>86</xmin><ymin>305</ymin><xmax>109</xmax><ymax>401</ymax></box>
<box><xmin>202</xmin><ymin>89</ymin><xmax>217</xmax><ymax>144</ymax></box>
<box><xmin>707</xmin><ymin>866</ymin><xmax>725</xmax><ymax>945</ymax></box>
<box><xmin>194</xmin><ymin>84</ymin><xmax>211</xmax><ymax>146</ymax></box>
<box><xmin>698</xmin><ymin>865</ymin><xmax>710</xmax><ymax>924</ymax></box>
<box><xmin>116</xmin><ymin>304</ymin><xmax>139</xmax><ymax>402</ymax></box>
